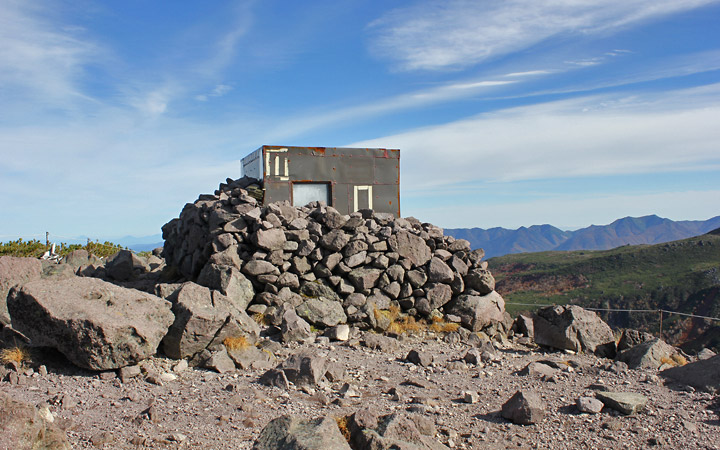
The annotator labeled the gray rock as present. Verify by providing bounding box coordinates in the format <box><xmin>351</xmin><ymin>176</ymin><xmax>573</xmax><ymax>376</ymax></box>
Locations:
<box><xmin>227</xmin><ymin>346</ymin><xmax>275</xmax><ymax>370</ymax></box>
<box><xmin>202</xmin><ymin>347</ymin><xmax>236</xmax><ymax>373</ymax></box>
<box><xmin>242</xmin><ymin>260</ymin><xmax>279</xmax><ymax>277</ymax></box>
<box><xmin>576</xmin><ymin>396</ymin><xmax>604</xmax><ymax>414</ymax></box>
<box><xmin>361</xmin><ymin>333</ymin><xmax>398</xmax><ymax>352</ymax></box>
<box><xmin>299</xmin><ymin>281</ymin><xmax>341</xmax><ymax>302</ymax></box>
<box><xmin>697</xmin><ymin>348</ymin><xmax>716</xmax><ymax>360</ymax></box>
<box><xmin>463</xmin><ymin>269</ymin><xmax>495</xmax><ymax>295</ymax></box>
<box><xmin>444</xmin><ymin>291</ymin><xmax>506</xmax><ymax>332</ymax></box>
<box><xmin>406</xmin><ymin>269</ymin><xmax>428</xmax><ymax>288</ymax></box>
<box><xmin>162</xmin><ymin>282</ymin><xmax>259</xmax><ymax>360</ymax></box>
<box><xmin>0</xmin><ymin>256</ymin><xmax>42</xmax><ymax>326</ymax></box>
<box><xmin>8</xmin><ymin>278</ymin><xmax>173</xmax><ymax>370</ymax></box>
<box><xmin>348</xmin><ymin>268</ymin><xmax>382</xmax><ymax>291</ymax></box>
<box><xmin>197</xmin><ymin>264</ymin><xmax>254</xmax><ymax>311</ymax></box>
<box><xmin>501</xmin><ymin>390</ymin><xmax>545</xmax><ymax>425</ymax></box>
<box><xmin>661</xmin><ymin>354</ymin><xmax>720</xmax><ymax>392</ymax></box>
<box><xmin>518</xmin><ymin>362</ymin><xmax>557</xmax><ymax>379</ymax></box>
<box><xmin>617</xmin><ymin>329</ymin><xmax>656</xmax><ymax>351</ymax></box>
<box><xmin>252</xmin><ymin>228</ymin><xmax>286</xmax><ymax>251</ymax></box>
<box><xmin>427</xmin><ymin>257</ymin><xmax>454</xmax><ymax>284</ymax></box>
<box><xmin>388</xmin><ymin>231</ymin><xmax>432</xmax><ymax>268</ymax></box>
<box><xmin>281</xmin><ymin>308</ymin><xmax>313</xmax><ymax>343</ymax></box>
<box><xmin>532</xmin><ymin>305</ymin><xmax>616</xmax><ymax>357</ymax></box>
<box><xmin>616</xmin><ymin>338</ymin><xmax>677</xmax><ymax>369</ymax></box>
<box><xmin>0</xmin><ymin>392</ymin><xmax>72</xmax><ymax>450</ymax></box>
<box><xmin>325</xmin><ymin>324</ymin><xmax>350</xmax><ymax>341</ymax></box>
<box><xmin>595</xmin><ymin>391</ymin><xmax>647</xmax><ymax>415</ymax></box>
<box><xmin>320</xmin><ymin>230</ymin><xmax>350</xmax><ymax>252</ymax></box>
<box><xmin>296</xmin><ymin>297</ymin><xmax>347</xmax><ymax>327</ymax></box>
<box><xmin>253</xmin><ymin>415</ymin><xmax>351</xmax><ymax>450</ymax></box>
<box><xmin>406</xmin><ymin>349</ymin><xmax>433</xmax><ymax>367</ymax></box>
<box><xmin>425</xmin><ymin>283</ymin><xmax>453</xmax><ymax>310</ymax></box>
<box><xmin>277</xmin><ymin>351</ymin><xmax>327</xmax><ymax>388</ymax></box>
<box><xmin>105</xmin><ymin>249</ymin><xmax>149</xmax><ymax>280</ymax></box>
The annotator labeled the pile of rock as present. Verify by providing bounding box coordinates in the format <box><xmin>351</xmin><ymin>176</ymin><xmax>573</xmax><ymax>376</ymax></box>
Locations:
<box><xmin>161</xmin><ymin>176</ymin><xmax>508</xmax><ymax>336</ymax></box>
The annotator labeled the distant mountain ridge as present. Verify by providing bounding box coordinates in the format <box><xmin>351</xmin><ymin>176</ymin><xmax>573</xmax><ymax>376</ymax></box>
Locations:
<box><xmin>445</xmin><ymin>214</ymin><xmax>720</xmax><ymax>258</ymax></box>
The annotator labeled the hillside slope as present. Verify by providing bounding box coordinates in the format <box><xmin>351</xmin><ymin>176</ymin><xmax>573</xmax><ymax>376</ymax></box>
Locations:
<box><xmin>446</xmin><ymin>214</ymin><xmax>720</xmax><ymax>258</ymax></box>
<box><xmin>489</xmin><ymin>231</ymin><xmax>720</xmax><ymax>352</ymax></box>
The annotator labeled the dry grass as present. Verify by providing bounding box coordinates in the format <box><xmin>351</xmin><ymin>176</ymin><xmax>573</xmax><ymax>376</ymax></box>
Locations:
<box><xmin>660</xmin><ymin>354</ymin><xmax>688</xmax><ymax>367</ymax></box>
<box><xmin>223</xmin><ymin>336</ymin><xmax>251</xmax><ymax>351</ymax></box>
<box><xmin>252</xmin><ymin>313</ymin><xmax>270</xmax><ymax>326</ymax></box>
<box><xmin>335</xmin><ymin>415</ymin><xmax>352</xmax><ymax>443</ymax></box>
<box><xmin>428</xmin><ymin>316</ymin><xmax>460</xmax><ymax>333</ymax></box>
<box><xmin>387</xmin><ymin>315</ymin><xmax>425</xmax><ymax>335</ymax></box>
<box><xmin>1</xmin><ymin>346</ymin><xmax>31</xmax><ymax>367</ymax></box>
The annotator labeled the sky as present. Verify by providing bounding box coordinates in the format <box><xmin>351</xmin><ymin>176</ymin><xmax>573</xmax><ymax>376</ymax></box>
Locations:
<box><xmin>1</xmin><ymin>0</ymin><xmax>719</xmax><ymax>243</ymax></box>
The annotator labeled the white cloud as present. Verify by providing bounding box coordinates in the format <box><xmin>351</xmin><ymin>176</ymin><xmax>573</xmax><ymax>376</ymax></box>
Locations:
<box><xmin>351</xmin><ymin>83</ymin><xmax>720</xmax><ymax>189</ymax></box>
<box><xmin>0</xmin><ymin>0</ymin><xmax>99</xmax><ymax>104</ymax></box>
<box><xmin>368</xmin><ymin>0</ymin><xmax>719</xmax><ymax>71</ymax></box>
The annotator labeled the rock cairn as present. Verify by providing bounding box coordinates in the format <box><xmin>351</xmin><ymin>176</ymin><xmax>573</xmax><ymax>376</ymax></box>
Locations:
<box><xmin>162</xmin><ymin>177</ymin><xmax>507</xmax><ymax>334</ymax></box>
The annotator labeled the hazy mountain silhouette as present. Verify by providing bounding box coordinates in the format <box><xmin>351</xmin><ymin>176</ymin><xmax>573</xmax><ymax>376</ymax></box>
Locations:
<box><xmin>445</xmin><ymin>214</ymin><xmax>720</xmax><ymax>258</ymax></box>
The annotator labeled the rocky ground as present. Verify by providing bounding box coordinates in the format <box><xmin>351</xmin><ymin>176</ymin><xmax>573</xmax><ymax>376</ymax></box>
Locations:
<box><xmin>4</xmin><ymin>329</ymin><xmax>719</xmax><ymax>450</ymax></box>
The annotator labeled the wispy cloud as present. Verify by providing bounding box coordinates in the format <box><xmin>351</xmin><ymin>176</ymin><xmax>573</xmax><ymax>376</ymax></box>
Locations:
<box><xmin>0</xmin><ymin>0</ymin><xmax>99</xmax><ymax>106</ymax></box>
<box><xmin>368</xmin><ymin>0</ymin><xmax>719</xmax><ymax>71</ymax></box>
<box><xmin>195</xmin><ymin>84</ymin><xmax>233</xmax><ymax>102</ymax></box>
<box><xmin>351</xmin><ymin>83</ymin><xmax>720</xmax><ymax>190</ymax></box>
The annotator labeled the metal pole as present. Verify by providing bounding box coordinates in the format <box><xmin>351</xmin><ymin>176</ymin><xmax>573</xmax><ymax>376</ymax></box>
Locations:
<box><xmin>659</xmin><ymin>310</ymin><xmax>663</xmax><ymax>339</ymax></box>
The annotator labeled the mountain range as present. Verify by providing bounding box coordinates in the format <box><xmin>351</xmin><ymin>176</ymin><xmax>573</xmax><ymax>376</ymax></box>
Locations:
<box><xmin>445</xmin><ymin>214</ymin><xmax>720</xmax><ymax>258</ymax></box>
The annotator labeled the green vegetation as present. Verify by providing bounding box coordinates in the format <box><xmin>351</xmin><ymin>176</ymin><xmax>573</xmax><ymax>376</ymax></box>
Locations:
<box><xmin>490</xmin><ymin>233</ymin><xmax>720</xmax><ymax>350</ymax></box>
<box><xmin>0</xmin><ymin>238</ymin><xmax>125</xmax><ymax>258</ymax></box>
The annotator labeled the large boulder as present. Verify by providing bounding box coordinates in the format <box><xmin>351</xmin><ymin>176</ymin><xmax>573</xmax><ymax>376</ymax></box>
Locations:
<box><xmin>616</xmin><ymin>338</ymin><xmax>678</xmax><ymax>369</ymax></box>
<box><xmin>348</xmin><ymin>411</ymin><xmax>449</xmax><ymax>450</ymax></box>
<box><xmin>197</xmin><ymin>264</ymin><xmax>254</xmax><ymax>311</ymax></box>
<box><xmin>0</xmin><ymin>256</ymin><xmax>42</xmax><ymax>327</ymax></box>
<box><xmin>532</xmin><ymin>305</ymin><xmax>616</xmax><ymax>357</ymax></box>
<box><xmin>661</xmin><ymin>354</ymin><xmax>720</xmax><ymax>392</ymax></box>
<box><xmin>0</xmin><ymin>393</ymin><xmax>71</xmax><ymax>450</ymax></box>
<box><xmin>162</xmin><ymin>282</ymin><xmax>259</xmax><ymax>360</ymax></box>
<box><xmin>253</xmin><ymin>415</ymin><xmax>351</xmax><ymax>450</ymax></box>
<box><xmin>444</xmin><ymin>291</ymin><xmax>506</xmax><ymax>332</ymax></box>
<box><xmin>7</xmin><ymin>277</ymin><xmax>174</xmax><ymax>370</ymax></box>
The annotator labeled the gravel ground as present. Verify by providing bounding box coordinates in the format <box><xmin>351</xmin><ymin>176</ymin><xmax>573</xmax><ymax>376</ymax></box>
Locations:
<box><xmin>4</xmin><ymin>331</ymin><xmax>719</xmax><ymax>450</ymax></box>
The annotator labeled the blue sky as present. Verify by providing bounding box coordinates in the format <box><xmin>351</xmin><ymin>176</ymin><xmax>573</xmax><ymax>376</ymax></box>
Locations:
<box><xmin>1</xmin><ymin>0</ymin><xmax>719</xmax><ymax>243</ymax></box>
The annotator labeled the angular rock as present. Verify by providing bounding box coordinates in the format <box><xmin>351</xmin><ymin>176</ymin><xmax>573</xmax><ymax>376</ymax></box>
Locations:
<box><xmin>325</xmin><ymin>324</ymin><xmax>350</xmax><ymax>341</ymax></box>
<box><xmin>277</xmin><ymin>351</ymin><xmax>327</xmax><ymax>388</ymax></box>
<box><xmin>296</xmin><ymin>297</ymin><xmax>347</xmax><ymax>327</ymax></box>
<box><xmin>616</xmin><ymin>338</ymin><xmax>677</xmax><ymax>369</ymax></box>
<box><xmin>320</xmin><ymin>230</ymin><xmax>350</xmax><ymax>252</ymax></box>
<box><xmin>0</xmin><ymin>392</ymin><xmax>71</xmax><ymax>450</ymax></box>
<box><xmin>661</xmin><ymin>354</ymin><xmax>720</xmax><ymax>392</ymax></box>
<box><xmin>617</xmin><ymin>329</ymin><xmax>656</xmax><ymax>351</ymax></box>
<box><xmin>406</xmin><ymin>349</ymin><xmax>433</xmax><ymax>367</ymax></box>
<box><xmin>596</xmin><ymin>391</ymin><xmax>647</xmax><ymax>415</ymax></box>
<box><xmin>463</xmin><ymin>269</ymin><xmax>495</xmax><ymax>295</ymax></box>
<box><xmin>252</xmin><ymin>228</ymin><xmax>286</xmax><ymax>251</ymax></box>
<box><xmin>8</xmin><ymin>278</ymin><xmax>173</xmax><ymax>370</ymax></box>
<box><xmin>105</xmin><ymin>249</ymin><xmax>149</xmax><ymax>281</ymax></box>
<box><xmin>281</xmin><ymin>308</ymin><xmax>313</xmax><ymax>343</ymax></box>
<box><xmin>348</xmin><ymin>268</ymin><xmax>382</xmax><ymax>291</ymax></box>
<box><xmin>576</xmin><ymin>396</ymin><xmax>604</xmax><ymax>414</ymax></box>
<box><xmin>532</xmin><ymin>305</ymin><xmax>616</xmax><ymax>357</ymax></box>
<box><xmin>202</xmin><ymin>347</ymin><xmax>236</xmax><ymax>373</ymax></box>
<box><xmin>197</xmin><ymin>264</ymin><xmax>254</xmax><ymax>311</ymax></box>
<box><xmin>253</xmin><ymin>415</ymin><xmax>351</xmax><ymax>450</ymax></box>
<box><xmin>444</xmin><ymin>291</ymin><xmax>505</xmax><ymax>332</ymax></box>
<box><xmin>388</xmin><ymin>231</ymin><xmax>432</xmax><ymax>267</ymax></box>
<box><xmin>162</xmin><ymin>282</ymin><xmax>259</xmax><ymax>360</ymax></box>
<box><xmin>501</xmin><ymin>390</ymin><xmax>545</xmax><ymax>425</ymax></box>
<box><xmin>242</xmin><ymin>260</ymin><xmax>279</xmax><ymax>277</ymax></box>
<box><xmin>425</xmin><ymin>283</ymin><xmax>453</xmax><ymax>310</ymax></box>
<box><xmin>427</xmin><ymin>257</ymin><xmax>454</xmax><ymax>284</ymax></box>
<box><xmin>0</xmin><ymin>256</ymin><xmax>42</xmax><ymax>326</ymax></box>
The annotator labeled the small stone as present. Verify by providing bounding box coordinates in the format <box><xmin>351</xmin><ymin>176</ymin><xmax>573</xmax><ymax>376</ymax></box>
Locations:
<box><xmin>118</xmin><ymin>365</ymin><xmax>141</xmax><ymax>382</ymax></box>
<box><xmin>501</xmin><ymin>390</ymin><xmax>545</xmax><ymax>425</ymax></box>
<box><xmin>463</xmin><ymin>391</ymin><xmax>479</xmax><ymax>404</ymax></box>
<box><xmin>159</xmin><ymin>372</ymin><xmax>177</xmax><ymax>383</ymax></box>
<box><xmin>173</xmin><ymin>359</ymin><xmax>189</xmax><ymax>373</ymax></box>
<box><xmin>576</xmin><ymin>396</ymin><xmax>604</xmax><ymax>414</ymax></box>
<box><xmin>38</xmin><ymin>365</ymin><xmax>48</xmax><ymax>376</ymax></box>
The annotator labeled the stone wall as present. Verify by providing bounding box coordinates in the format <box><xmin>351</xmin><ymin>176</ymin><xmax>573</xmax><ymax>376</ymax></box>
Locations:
<box><xmin>162</xmin><ymin>177</ymin><xmax>507</xmax><ymax>333</ymax></box>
